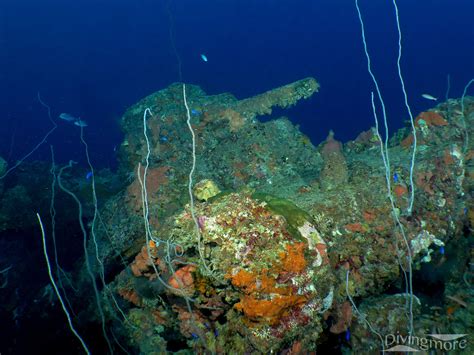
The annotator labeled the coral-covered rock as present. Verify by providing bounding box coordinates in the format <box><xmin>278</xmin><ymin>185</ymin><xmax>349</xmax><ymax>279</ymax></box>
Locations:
<box><xmin>168</xmin><ymin>191</ymin><xmax>335</xmax><ymax>351</ymax></box>
<box><xmin>329</xmin><ymin>301</ymin><xmax>352</xmax><ymax>334</ymax></box>
<box><xmin>416</xmin><ymin>111</ymin><xmax>448</xmax><ymax>127</ymax></box>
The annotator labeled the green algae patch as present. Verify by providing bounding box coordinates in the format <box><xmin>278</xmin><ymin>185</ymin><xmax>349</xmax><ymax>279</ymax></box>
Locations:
<box><xmin>252</xmin><ymin>192</ymin><xmax>313</xmax><ymax>241</ymax></box>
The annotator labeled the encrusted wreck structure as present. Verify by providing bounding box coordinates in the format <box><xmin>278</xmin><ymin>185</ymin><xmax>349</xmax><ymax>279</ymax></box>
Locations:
<box><xmin>89</xmin><ymin>78</ymin><xmax>473</xmax><ymax>353</ymax></box>
<box><xmin>0</xmin><ymin>78</ymin><xmax>472</xmax><ymax>353</ymax></box>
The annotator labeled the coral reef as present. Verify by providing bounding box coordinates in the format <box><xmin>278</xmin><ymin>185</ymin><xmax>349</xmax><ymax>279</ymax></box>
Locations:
<box><xmin>3</xmin><ymin>80</ymin><xmax>470</xmax><ymax>353</ymax></box>
<box><xmin>89</xmin><ymin>81</ymin><xmax>473</xmax><ymax>353</ymax></box>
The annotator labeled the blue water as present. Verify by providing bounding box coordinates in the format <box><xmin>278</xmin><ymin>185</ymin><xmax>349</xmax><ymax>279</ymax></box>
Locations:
<box><xmin>0</xmin><ymin>0</ymin><xmax>472</xmax><ymax>167</ymax></box>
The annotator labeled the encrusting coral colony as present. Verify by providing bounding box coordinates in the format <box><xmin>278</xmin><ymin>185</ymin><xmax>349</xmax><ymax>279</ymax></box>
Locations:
<box><xmin>0</xmin><ymin>78</ymin><xmax>473</xmax><ymax>353</ymax></box>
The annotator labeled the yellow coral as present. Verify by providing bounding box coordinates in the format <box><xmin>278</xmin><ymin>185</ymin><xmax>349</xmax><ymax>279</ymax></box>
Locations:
<box><xmin>193</xmin><ymin>179</ymin><xmax>221</xmax><ymax>201</ymax></box>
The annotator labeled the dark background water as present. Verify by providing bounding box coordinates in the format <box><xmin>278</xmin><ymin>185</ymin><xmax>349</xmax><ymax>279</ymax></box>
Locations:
<box><xmin>0</xmin><ymin>0</ymin><xmax>473</xmax><ymax>169</ymax></box>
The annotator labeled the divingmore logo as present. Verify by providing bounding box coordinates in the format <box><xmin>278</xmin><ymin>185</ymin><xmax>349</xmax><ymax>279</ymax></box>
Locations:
<box><xmin>384</xmin><ymin>332</ymin><xmax>469</xmax><ymax>352</ymax></box>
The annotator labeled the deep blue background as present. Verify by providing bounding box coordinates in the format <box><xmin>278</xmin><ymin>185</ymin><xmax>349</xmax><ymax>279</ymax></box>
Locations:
<box><xmin>0</xmin><ymin>0</ymin><xmax>472</xmax><ymax>169</ymax></box>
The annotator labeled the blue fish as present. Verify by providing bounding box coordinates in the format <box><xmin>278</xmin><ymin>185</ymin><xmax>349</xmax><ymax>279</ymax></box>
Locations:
<box><xmin>393</xmin><ymin>173</ymin><xmax>399</xmax><ymax>183</ymax></box>
<box><xmin>59</xmin><ymin>113</ymin><xmax>77</xmax><ymax>122</ymax></box>
<box><xmin>59</xmin><ymin>113</ymin><xmax>88</xmax><ymax>127</ymax></box>
<box><xmin>159</xmin><ymin>135</ymin><xmax>168</xmax><ymax>142</ymax></box>
<box><xmin>86</xmin><ymin>171</ymin><xmax>93</xmax><ymax>180</ymax></box>
<box><xmin>74</xmin><ymin>119</ymin><xmax>88</xmax><ymax>127</ymax></box>
<box><xmin>200</xmin><ymin>54</ymin><xmax>208</xmax><ymax>62</ymax></box>
<box><xmin>439</xmin><ymin>246</ymin><xmax>445</xmax><ymax>255</ymax></box>
<box><xmin>345</xmin><ymin>328</ymin><xmax>351</xmax><ymax>342</ymax></box>
<box><xmin>191</xmin><ymin>109</ymin><xmax>200</xmax><ymax>116</ymax></box>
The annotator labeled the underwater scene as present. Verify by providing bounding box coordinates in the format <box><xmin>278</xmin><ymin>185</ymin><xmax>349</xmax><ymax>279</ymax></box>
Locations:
<box><xmin>0</xmin><ymin>0</ymin><xmax>473</xmax><ymax>354</ymax></box>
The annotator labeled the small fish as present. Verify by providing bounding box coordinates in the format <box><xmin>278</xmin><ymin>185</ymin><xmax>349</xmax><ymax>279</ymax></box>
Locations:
<box><xmin>422</xmin><ymin>94</ymin><xmax>438</xmax><ymax>101</ymax></box>
<box><xmin>345</xmin><ymin>328</ymin><xmax>351</xmax><ymax>342</ymax></box>
<box><xmin>200</xmin><ymin>54</ymin><xmax>208</xmax><ymax>62</ymax></box>
<box><xmin>159</xmin><ymin>135</ymin><xmax>168</xmax><ymax>142</ymax></box>
<box><xmin>393</xmin><ymin>173</ymin><xmax>399</xmax><ymax>183</ymax></box>
<box><xmin>59</xmin><ymin>113</ymin><xmax>77</xmax><ymax>122</ymax></box>
<box><xmin>74</xmin><ymin>120</ymin><xmax>88</xmax><ymax>127</ymax></box>
<box><xmin>191</xmin><ymin>109</ymin><xmax>200</xmax><ymax>116</ymax></box>
<box><xmin>439</xmin><ymin>246</ymin><xmax>445</xmax><ymax>255</ymax></box>
<box><xmin>86</xmin><ymin>171</ymin><xmax>93</xmax><ymax>180</ymax></box>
